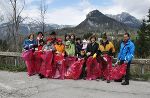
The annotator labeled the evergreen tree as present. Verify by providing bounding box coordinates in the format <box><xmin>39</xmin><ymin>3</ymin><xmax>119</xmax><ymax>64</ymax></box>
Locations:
<box><xmin>136</xmin><ymin>9</ymin><xmax>150</xmax><ymax>58</ymax></box>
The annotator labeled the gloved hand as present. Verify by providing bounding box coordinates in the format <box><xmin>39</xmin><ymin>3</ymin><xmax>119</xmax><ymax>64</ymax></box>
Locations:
<box><xmin>115</xmin><ymin>60</ymin><xmax>120</xmax><ymax>65</ymax></box>
<box><xmin>29</xmin><ymin>44</ymin><xmax>34</xmax><ymax>49</ymax></box>
<box><xmin>93</xmin><ymin>53</ymin><xmax>97</xmax><ymax>58</ymax></box>
<box><xmin>124</xmin><ymin>60</ymin><xmax>128</xmax><ymax>64</ymax></box>
<box><xmin>87</xmin><ymin>52</ymin><xmax>91</xmax><ymax>56</ymax></box>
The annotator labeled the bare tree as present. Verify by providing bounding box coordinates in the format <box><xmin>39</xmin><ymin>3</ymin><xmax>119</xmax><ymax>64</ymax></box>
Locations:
<box><xmin>0</xmin><ymin>15</ymin><xmax>4</xmax><ymax>23</ymax></box>
<box><xmin>39</xmin><ymin>0</ymin><xmax>48</xmax><ymax>33</ymax></box>
<box><xmin>7</xmin><ymin>0</ymin><xmax>25</xmax><ymax>51</ymax></box>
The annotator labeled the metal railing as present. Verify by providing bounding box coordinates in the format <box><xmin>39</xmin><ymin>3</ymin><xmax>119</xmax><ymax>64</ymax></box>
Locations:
<box><xmin>0</xmin><ymin>51</ymin><xmax>150</xmax><ymax>74</ymax></box>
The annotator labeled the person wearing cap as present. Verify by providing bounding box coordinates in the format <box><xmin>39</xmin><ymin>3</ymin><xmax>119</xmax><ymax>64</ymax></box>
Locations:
<box><xmin>55</xmin><ymin>38</ymin><xmax>65</xmax><ymax>54</ymax></box>
<box><xmin>65</xmin><ymin>41</ymin><xmax>75</xmax><ymax>56</ymax></box>
<box><xmin>93</xmin><ymin>33</ymin><xmax>115</xmax><ymax>83</ymax></box>
<box><xmin>95</xmin><ymin>33</ymin><xmax>115</xmax><ymax>57</ymax></box>
<box><xmin>42</xmin><ymin>38</ymin><xmax>55</xmax><ymax>51</ymax></box>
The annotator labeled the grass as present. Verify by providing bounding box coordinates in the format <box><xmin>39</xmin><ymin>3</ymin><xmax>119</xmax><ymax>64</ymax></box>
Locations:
<box><xmin>0</xmin><ymin>64</ymin><xmax>26</xmax><ymax>72</ymax></box>
<box><xmin>130</xmin><ymin>65</ymin><xmax>150</xmax><ymax>81</ymax></box>
<box><xmin>131</xmin><ymin>72</ymin><xmax>150</xmax><ymax>81</ymax></box>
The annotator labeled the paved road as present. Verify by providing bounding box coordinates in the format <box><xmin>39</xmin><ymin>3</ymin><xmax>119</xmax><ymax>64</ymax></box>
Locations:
<box><xmin>0</xmin><ymin>71</ymin><xmax>150</xmax><ymax>98</ymax></box>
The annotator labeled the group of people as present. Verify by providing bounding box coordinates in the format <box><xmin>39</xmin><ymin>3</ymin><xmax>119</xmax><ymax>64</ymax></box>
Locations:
<box><xmin>22</xmin><ymin>31</ymin><xmax>135</xmax><ymax>85</ymax></box>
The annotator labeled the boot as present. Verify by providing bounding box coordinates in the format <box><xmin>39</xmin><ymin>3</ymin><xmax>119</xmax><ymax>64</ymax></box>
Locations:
<box><xmin>121</xmin><ymin>81</ymin><xmax>129</xmax><ymax>85</ymax></box>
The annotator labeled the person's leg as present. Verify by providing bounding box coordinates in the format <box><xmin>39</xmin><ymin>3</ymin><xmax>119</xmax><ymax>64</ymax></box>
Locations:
<box><xmin>122</xmin><ymin>61</ymin><xmax>131</xmax><ymax>85</ymax></box>
<box><xmin>125</xmin><ymin>61</ymin><xmax>131</xmax><ymax>82</ymax></box>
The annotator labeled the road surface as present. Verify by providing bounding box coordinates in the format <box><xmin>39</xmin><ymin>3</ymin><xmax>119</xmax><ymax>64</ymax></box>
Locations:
<box><xmin>0</xmin><ymin>71</ymin><xmax>150</xmax><ymax>98</ymax></box>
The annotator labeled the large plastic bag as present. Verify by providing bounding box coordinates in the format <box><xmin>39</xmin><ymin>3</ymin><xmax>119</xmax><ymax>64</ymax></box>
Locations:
<box><xmin>34</xmin><ymin>51</ymin><xmax>43</xmax><ymax>74</ymax></box>
<box><xmin>110</xmin><ymin>63</ymin><xmax>127</xmax><ymax>80</ymax></box>
<box><xmin>101</xmin><ymin>54</ymin><xmax>113</xmax><ymax>80</ymax></box>
<box><xmin>64</xmin><ymin>56</ymin><xmax>77</xmax><ymax>72</ymax></box>
<box><xmin>21</xmin><ymin>50</ymin><xmax>34</xmax><ymax>61</ymax></box>
<box><xmin>65</xmin><ymin>59</ymin><xmax>85</xmax><ymax>80</ymax></box>
<box><xmin>39</xmin><ymin>51</ymin><xmax>54</xmax><ymax>78</ymax></box>
<box><xmin>21</xmin><ymin>50</ymin><xmax>36</xmax><ymax>76</ymax></box>
<box><xmin>65</xmin><ymin>56</ymin><xmax>77</xmax><ymax>66</ymax></box>
<box><xmin>86</xmin><ymin>56</ymin><xmax>102</xmax><ymax>80</ymax></box>
<box><xmin>52</xmin><ymin>54</ymin><xmax>65</xmax><ymax>79</ymax></box>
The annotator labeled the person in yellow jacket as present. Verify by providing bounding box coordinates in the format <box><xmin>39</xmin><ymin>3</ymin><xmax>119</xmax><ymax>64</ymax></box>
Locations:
<box><xmin>93</xmin><ymin>33</ymin><xmax>115</xmax><ymax>83</ymax></box>
<box><xmin>55</xmin><ymin>38</ymin><xmax>65</xmax><ymax>54</ymax></box>
<box><xmin>93</xmin><ymin>33</ymin><xmax>115</xmax><ymax>58</ymax></box>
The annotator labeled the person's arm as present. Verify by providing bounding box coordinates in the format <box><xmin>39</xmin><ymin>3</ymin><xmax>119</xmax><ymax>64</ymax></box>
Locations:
<box><xmin>23</xmin><ymin>40</ymin><xmax>29</xmax><ymax>50</ymax></box>
<box><xmin>86</xmin><ymin>44</ymin><xmax>91</xmax><ymax>56</ymax></box>
<box><xmin>126</xmin><ymin>42</ymin><xmax>135</xmax><ymax>62</ymax></box>
<box><xmin>86</xmin><ymin>44</ymin><xmax>90</xmax><ymax>52</ymax></box>
<box><xmin>109</xmin><ymin>42</ymin><xmax>115</xmax><ymax>56</ymax></box>
<box><xmin>71</xmin><ymin>44</ymin><xmax>76</xmax><ymax>56</ymax></box>
<box><xmin>117</xmin><ymin>43</ymin><xmax>122</xmax><ymax>61</ymax></box>
<box><xmin>52</xmin><ymin>44</ymin><xmax>56</xmax><ymax>51</ymax></box>
<box><xmin>33</xmin><ymin>40</ymin><xmax>38</xmax><ymax>48</ymax></box>
<box><xmin>42</xmin><ymin>45</ymin><xmax>46</xmax><ymax>51</ymax></box>
<box><xmin>110</xmin><ymin>42</ymin><xmax>115</xmax><ymax>53</ymax></box>
<box><xmin>93</xmin><ymin>43</ymin><xmax>99</xmax><ymax>58</ymax></box>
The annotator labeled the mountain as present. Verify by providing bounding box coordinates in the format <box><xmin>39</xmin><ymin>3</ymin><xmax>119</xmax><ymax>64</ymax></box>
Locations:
<box><xmin>0</xmin><ymin>23</ymin><xmax>74</xmax><ymax>39</ymax></box>
<box><xmin>74</xmin><ymin>10</ymin><xmax>130</xmax><ymax>33</ymax></box>
<box><xmin>106</xmin><ymin>12</ymin><xmax>142</xmax><ymax>28</ymax></box>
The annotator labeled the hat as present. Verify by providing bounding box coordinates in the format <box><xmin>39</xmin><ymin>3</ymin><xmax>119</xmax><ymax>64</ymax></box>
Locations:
<box><xmin>102</xmin><ymin>33</ymin><xmax>107</xmax><ymax>39</ymax></box>
<box><xmin>37</xmin><ymin>32</ymin><xmax>43</xmax><ymax>35</ymax></box>
<box><xmin>57</xmin><ymin>38</ymin><xmax>62</xmax><ymax>42</ymax></box>
<box><xmin>50</xmin><ymin>31</ymin><xmax>56</xmax><ymax>35</ymax></box>
<box><xmin>47</xmin><ymin>38</ymin><xmax>52</xmax><ymax>42</ymax></box>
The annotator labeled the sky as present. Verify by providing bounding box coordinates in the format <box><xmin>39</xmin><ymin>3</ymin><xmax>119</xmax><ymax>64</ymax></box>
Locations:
<box><xmin>0</xmin><ymin>0</ymin><xmax>150</xmax><ymax>25</ymax></box>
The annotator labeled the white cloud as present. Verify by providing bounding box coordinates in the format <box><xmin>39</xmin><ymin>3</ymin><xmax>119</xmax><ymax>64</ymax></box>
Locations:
<box><xmin>112</xmin><ymin>0</ymin><xmax>150</xmax><ymax>19</ymax></box>
<box><xmin>45</xmin><ymin>7</ymin><xmax>86</xmax><ymax>25</ymax></box>
<box><xmin>1</xmin><ymin>0</ymin><xmax>150</xmax><ymax>25</ymax></box>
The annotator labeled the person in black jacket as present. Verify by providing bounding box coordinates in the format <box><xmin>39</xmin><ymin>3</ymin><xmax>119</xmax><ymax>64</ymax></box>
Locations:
<box><xmin>86</xmin><ymin>36</ymin><xmax>99</xmax><ymax>57</ymax></box>
<box><xmin>75</xmin><ymin>38</ymin><xmax>83</xmax><ymax>57</ymax></box>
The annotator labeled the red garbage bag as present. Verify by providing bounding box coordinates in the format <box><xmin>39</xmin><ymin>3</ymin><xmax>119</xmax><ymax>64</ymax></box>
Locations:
<box><xmin>52</xmin><ymin>54</ymin><xmax>65</xmax><ymax>79</ymax></box>
<box><xmin>110</xmin><ymin>63</ymin><xmax>127</xmax><ymax>80</ymax></box>
<box><xmin>86</xmin><ymin>57</ymin><xmax>102</xmax><ymax>80</ymax></box>
<box><xmin>65</xmin><ymin>56</ymin><xmax>77</xmax><ymax>66</ymax></box>
<box><xmin>39</xmin><ymin>51</ymin><xmax>54</xmax><ymax>78</ymax></box>
<box><xmin>34</xmin><ymin>51</ymin><xmax>43</xmax><ymax>74</ymax></box>
<box><xmin>21</xmin><ymin>50</ymin><xmax>36</xmax><ymax>76</ymax></box>
<box><xmin>21</xmin><ymin>50</ymin><xmax>34</xmax><ymax>61</ymax></box>
<box><xmin>102</xmin><ymin>55</ymin><xmax>113</xmax><ymax>80</ymax></box>
<box><xmin>64</xmin><ymin>56</ymin><xmax>77</xmax><ymax>72</ymax></box>
<box><xmin>65</xmin><ymin>59</ymin><xmax>85</xmax><ymax>80</ymax></box>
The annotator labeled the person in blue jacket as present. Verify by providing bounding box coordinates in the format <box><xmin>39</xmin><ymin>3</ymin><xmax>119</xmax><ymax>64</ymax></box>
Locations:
<box><xmin>117</xmin><ymin>33</ymin><xmax>135</xmax><ymax>85</ymax></box>
<box><xmin>23</xmin><ymin>34</ymin><xmax>37</xmax><ymax>50</ymax></box>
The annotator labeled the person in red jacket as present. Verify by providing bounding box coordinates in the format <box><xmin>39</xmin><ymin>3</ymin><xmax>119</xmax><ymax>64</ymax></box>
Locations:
<box><xmin>47</xmin><ymin>31</ymin><xmax>57</xmax><ymax>45</ymax></box>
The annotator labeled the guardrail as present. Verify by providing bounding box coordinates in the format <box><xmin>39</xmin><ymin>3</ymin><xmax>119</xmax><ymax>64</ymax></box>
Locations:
<box><xmin>0</xmin><ymin>51</ymin><xmax>150</xmax><ymax>74</ymax></box>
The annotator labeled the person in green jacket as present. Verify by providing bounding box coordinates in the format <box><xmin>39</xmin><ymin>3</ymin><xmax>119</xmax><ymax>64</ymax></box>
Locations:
<box><xmin>65</xmin><ymin>41</ymin><xmax>75</xmax><ymax>56</ymax></box>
